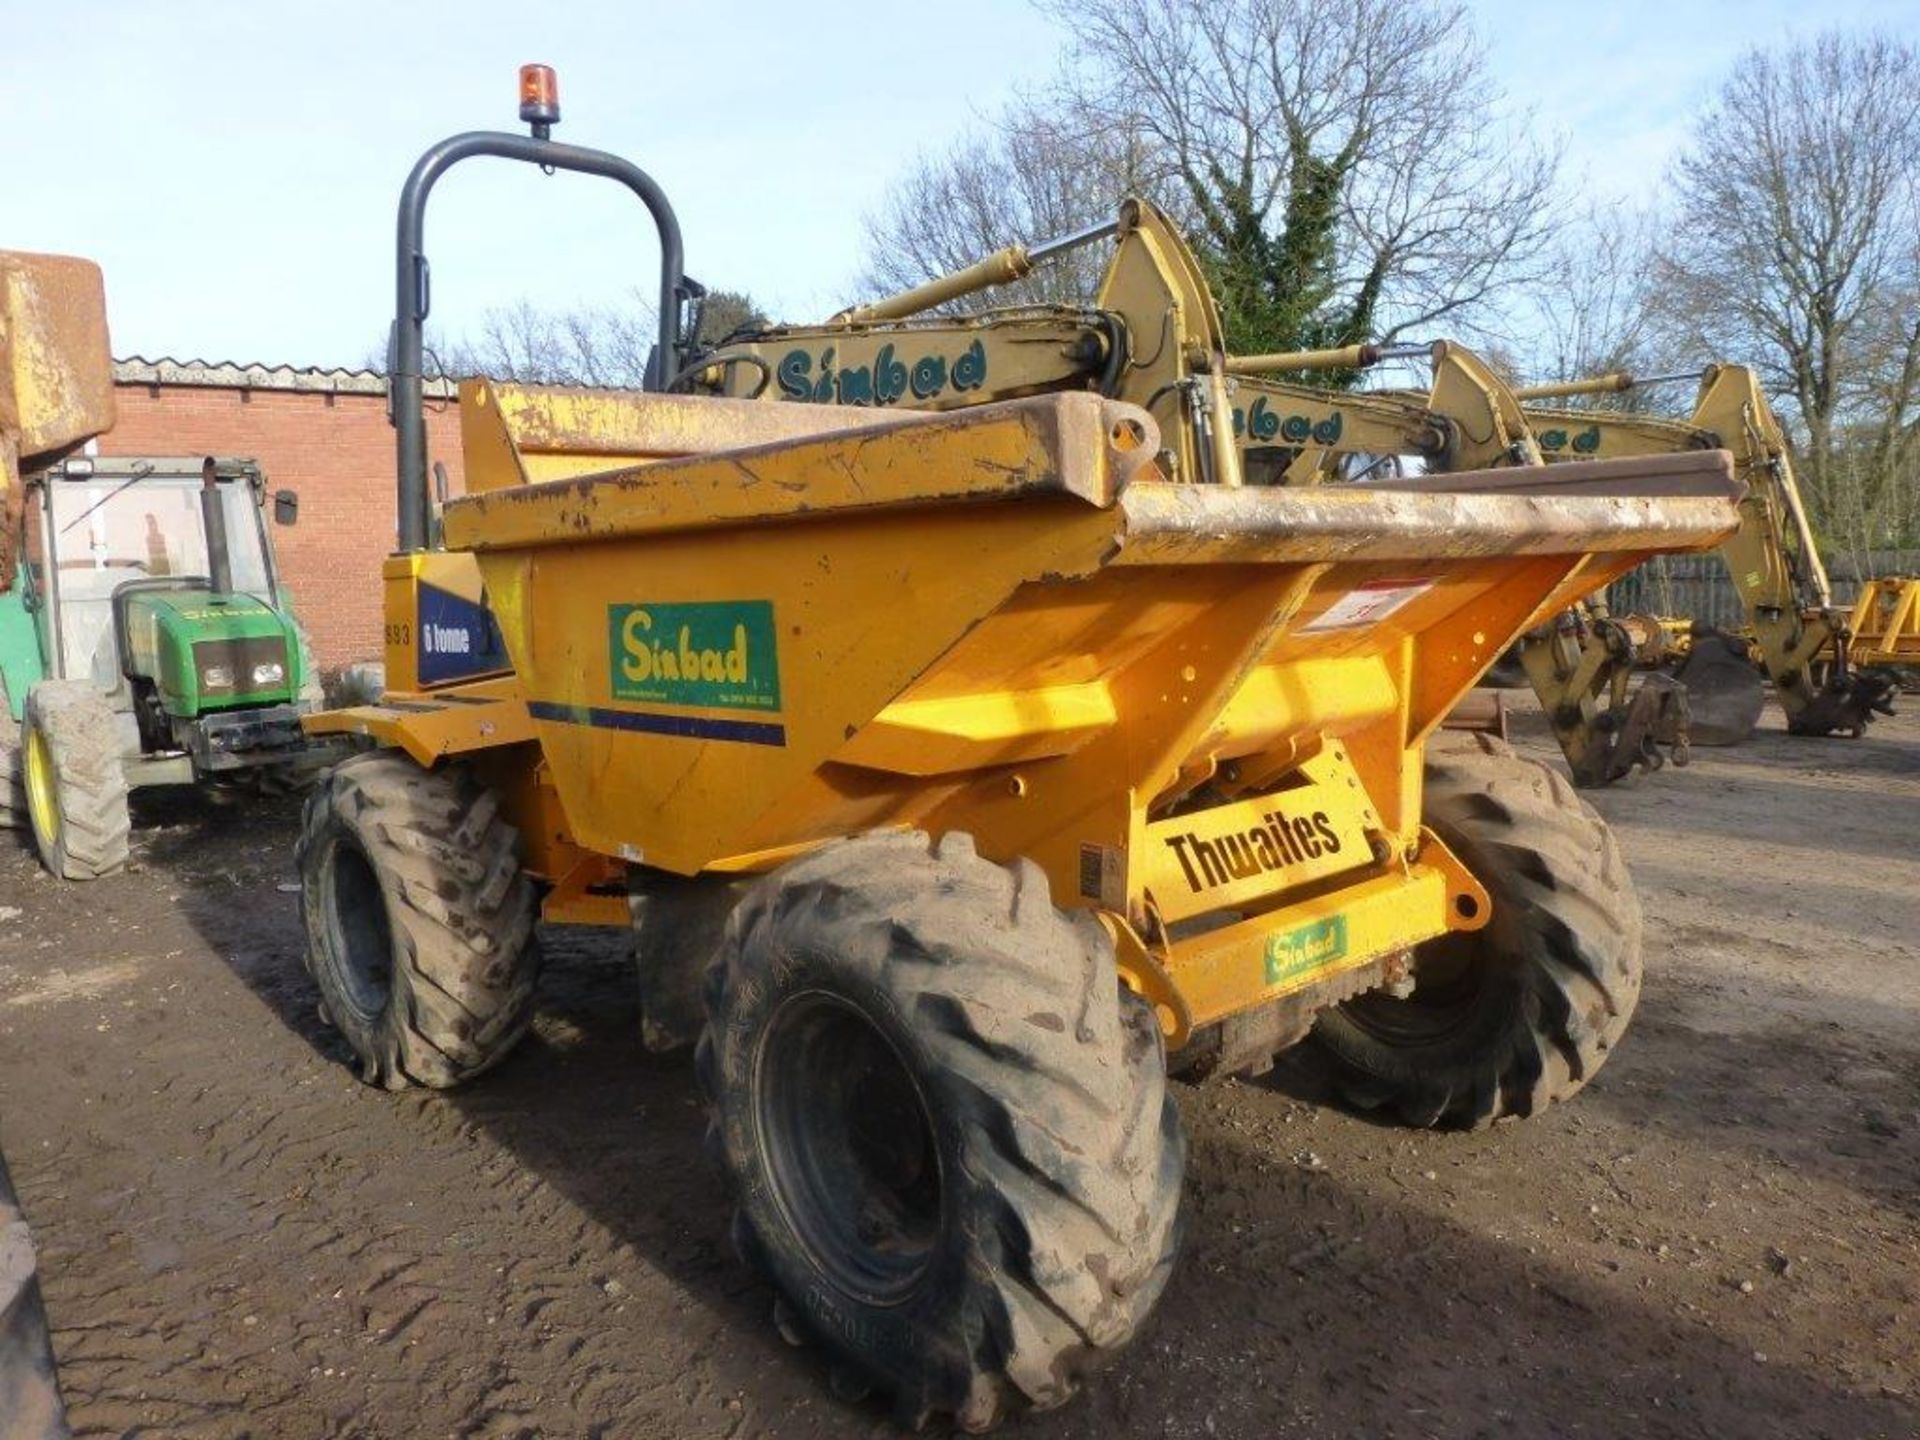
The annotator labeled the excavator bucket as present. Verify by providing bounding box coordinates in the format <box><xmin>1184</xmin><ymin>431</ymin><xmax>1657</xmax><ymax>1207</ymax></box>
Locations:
<box><xmin>1668</xmin><ymin>630</ymin><xmax>1765</xmax><ymax>745</ymax></box>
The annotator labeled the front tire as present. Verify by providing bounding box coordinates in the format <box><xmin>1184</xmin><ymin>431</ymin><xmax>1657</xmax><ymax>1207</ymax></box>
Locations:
<box><xmin>296</xmin><ymin>752</ymin><xmax>540</xmax><ymax>1089</ymax></box>
<box><xmin>699</xmin><ymin>830</ymin><xmax>1185</xmax><ymax>1430</ymax></box>
<box><xmin>22</xmin><ymin>680</ymin><xmax>131</xmax><ymax>880</ymax></box>
<box><xmin>1312</xmin><ymin>733</ymin><xmax>1643</xmax><ymax>1128</ymax></box>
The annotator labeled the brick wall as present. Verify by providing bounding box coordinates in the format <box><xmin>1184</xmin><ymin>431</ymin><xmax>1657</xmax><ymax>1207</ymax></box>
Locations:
<box><xmin>98</xmin><ymin>381</ymin><xmax>465</xmax><ymax>674</ymax></box>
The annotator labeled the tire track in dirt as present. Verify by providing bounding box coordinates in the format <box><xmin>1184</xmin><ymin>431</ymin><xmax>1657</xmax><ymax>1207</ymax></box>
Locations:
<box><xmin>0</xmin><ymin>711</ymin><xmax>1914</xmax><ymax>1437</ymax></box>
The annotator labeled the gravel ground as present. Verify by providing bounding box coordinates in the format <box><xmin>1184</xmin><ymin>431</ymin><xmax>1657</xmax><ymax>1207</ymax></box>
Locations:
<box><xmin>1</xmin><ymin>696</ymin><xmax>1915</xmax><ymax>1439</ymax></box>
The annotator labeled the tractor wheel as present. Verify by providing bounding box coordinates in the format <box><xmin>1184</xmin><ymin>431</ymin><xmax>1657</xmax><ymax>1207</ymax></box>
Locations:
<box><xmin>297</xmin><ymin>751</ymin><xmax>540</xmax><ymax>1089</ymax></box>
<box><xmin>1312</xmin><ymin>732</ymin><xmax>1643</xmax><ymax>1129</ymax></box>
<box><xmin>21</xmin><ymin>681</ymin><xmax>131</xmax><ymax>880</ymax></box>
<box><xmin>699</xmin><ymin>830</ymin><xmax>1185</xmax><ymax>1431</ymax></box>
<box><xmin>0</xmin><ymin>676</ymin><xmax>23</xmax><ymax>831</ymax></box>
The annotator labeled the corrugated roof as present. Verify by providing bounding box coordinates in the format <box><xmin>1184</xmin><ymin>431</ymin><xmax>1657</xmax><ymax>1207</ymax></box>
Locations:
<box><xmin>114</xmin><ymin>356</ymin><xmax>458</xmax><ymax>399</ymax></box>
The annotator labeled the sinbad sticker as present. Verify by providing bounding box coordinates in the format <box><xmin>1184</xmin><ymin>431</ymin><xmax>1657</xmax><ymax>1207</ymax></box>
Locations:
<box><xmin>609</xmin><ymin>601</ymin><xmax>781</xmax><ymax>712</ymax></box>
<box><xmin>1264</xmin><ymin>915</ymin><xmax>1348</xmax><ymax>986</ymax></box>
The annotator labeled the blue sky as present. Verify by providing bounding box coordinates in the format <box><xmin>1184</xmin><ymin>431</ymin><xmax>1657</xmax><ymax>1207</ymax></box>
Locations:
<box><xmin>5</xmin><ymin>0</ymin><xmax>1914</xmax><ymax>369</ymax></box>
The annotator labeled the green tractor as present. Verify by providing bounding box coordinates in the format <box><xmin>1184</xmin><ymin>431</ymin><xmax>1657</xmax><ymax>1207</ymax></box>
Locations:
<box><xmin>0</xmin><ymin>453</ymin><xmax>334</xmax><ymax>879</ymax></box>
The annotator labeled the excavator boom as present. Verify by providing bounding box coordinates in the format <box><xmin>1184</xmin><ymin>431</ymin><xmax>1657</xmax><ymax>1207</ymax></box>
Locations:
<box><xmin>1521</xmin><ymin>364</ymin><xmax>1894</xmax><ymax>740</ymax></box>
<box><xmin>692</xmin><ymin>200</ymin><xmax>1541</xmax><ymax>489</ymax></box>
<box><xmin>688</xmin><ymin>203</ymin><xmax>1736</xmax><ymax>786</ymax></box>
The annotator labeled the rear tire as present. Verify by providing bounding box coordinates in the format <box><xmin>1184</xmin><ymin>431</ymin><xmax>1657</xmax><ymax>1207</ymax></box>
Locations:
<box><xmin>22</xmin><ymin>680</ymin><xmax>131</xmax><ymax>880</ymax></box>
<box><xmin>699</xmin><ymin>830</ymin><xmax>1185</xmax><ymax>1430</ymax></box>
<box><xmin>1312</xmin><ymin>733</ymin><xmax>1642</xmax><ymax>1129</ymax></box>
<box><xmin>296</xmin><ymin>751</ymin><xmax>540</xmax><ymax>1089</ymax></box>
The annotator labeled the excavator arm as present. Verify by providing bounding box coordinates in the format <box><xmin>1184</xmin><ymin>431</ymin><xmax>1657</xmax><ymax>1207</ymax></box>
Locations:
<box><xmin>687</xmin><ymin>207</ymin><xmax>1727</xmax><ymax>785</ymax></box>
<box><xmin>1521</xmin><ymin>364</ymin><xmax>1894</xmax><ymax>739</ymax></box>
<box><xmin>689</xmin><ymin>200</ymin><xmax>1539</xmax><ymax>491</ymax></box>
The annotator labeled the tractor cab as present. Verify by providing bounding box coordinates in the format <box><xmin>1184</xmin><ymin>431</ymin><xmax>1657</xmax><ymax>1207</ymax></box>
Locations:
<box><xmin>3</xmin><ymin>453</ymin><xmax>335</xmax><ymax>880</ymax></box>
<box><xmin>34</xmin><ymin>458</ymin><xmax>281</xmax><ymax>682</ymax></box>
<box><xmin>20</xmin><ymin>456</ymin><xmax>311</xmax><ymax>766</ymax></box>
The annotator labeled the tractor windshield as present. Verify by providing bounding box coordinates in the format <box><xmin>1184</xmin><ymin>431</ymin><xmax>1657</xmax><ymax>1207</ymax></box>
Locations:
<box><xmin>41</xmin><ymin>476</ymin><xmax>275</xmax><ymax>685</ymax></box>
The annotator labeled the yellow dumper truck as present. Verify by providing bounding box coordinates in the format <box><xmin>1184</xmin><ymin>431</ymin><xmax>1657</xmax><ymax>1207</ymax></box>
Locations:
<box><xmin>301</xmin><ymin>73</ymin><xmax>1745</xmax><ymax>1429</ymax></box>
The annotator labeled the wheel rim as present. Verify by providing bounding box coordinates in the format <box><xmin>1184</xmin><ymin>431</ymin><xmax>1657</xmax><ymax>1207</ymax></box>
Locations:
<box><xmin>320</xmin><ymin>839</ymin><xmax>396</xmax><ymax>1024</ymax></box>
<box><xmin>1341</xmin><ymin>932</ymin><xmax>1488</xmax><ymax>1045</ymax></box>
<box><xmin>755</xmin><ymin>990</ymin><xmax>944</xmax><ymax>1305</ymax></box>
<box><xmin>23</xmin><ymin>727</ymin><xmax>59</xmax><ymax>850</ymax></box>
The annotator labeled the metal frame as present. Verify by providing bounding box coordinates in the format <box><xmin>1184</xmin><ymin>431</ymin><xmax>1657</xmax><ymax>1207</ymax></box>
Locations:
<box><xmin>32</xmin><ymin>458</ymin><xmax>281</xmax><ymax>688</ymax></box>
<box><xmin>391</xmin><ymin>131</ymin><xmax>689</xmax><ymax>553</ymax></box>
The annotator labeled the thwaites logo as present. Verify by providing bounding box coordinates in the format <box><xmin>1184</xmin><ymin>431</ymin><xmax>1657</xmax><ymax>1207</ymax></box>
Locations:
<box><xmin>776</xmin><ymin>339</ymin><xmax>988</xmax><ymax>406</ymax></box>
<box><xmin>1164</xmin><ymin>806</ymin><xmax>1345</xmax><ymax>894</ymax></box>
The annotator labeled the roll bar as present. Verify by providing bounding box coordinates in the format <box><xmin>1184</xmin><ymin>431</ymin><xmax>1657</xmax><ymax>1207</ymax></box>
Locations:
<box><xmin>391</xmin><ymin>112</ymin><xmax>689</xmax><ymax>553</ymax></box>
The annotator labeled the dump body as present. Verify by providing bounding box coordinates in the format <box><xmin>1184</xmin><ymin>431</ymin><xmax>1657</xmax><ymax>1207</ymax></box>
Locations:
<box><xmin>0</xmin><ymin>251</ymin><xmax>116</xmax><ymax>592</ymax></box>
<box><xmin>333</xmin><ymin>383</ymin><xmax>1741</xmax><ymax>1044</ymax></box>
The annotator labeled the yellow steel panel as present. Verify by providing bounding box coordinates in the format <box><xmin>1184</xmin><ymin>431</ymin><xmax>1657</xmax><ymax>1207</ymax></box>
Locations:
<box><xmin>474</xmin><ymin>381</ymin><xmax>934</xmax><ymax>488</ymax></box>
<box><xmin>446</xmin><ymin>389</ymin><xmax>1156</xmax><ymax>553</ymax></box>
<box><xmin>1164</xmin><ymin>851</ymin><xmax>1486</xmax><ymax>1032</ymax></box>
<box><xmin>1199</xmin><ymin>655</ymin><xmax>1399</xmax><ymax>757</ymax></box>
<box><xmin>302</xmin><ymin>689</ymin><xmax>534</xmax><ymax>767</ymax></box>
<box><xmin>0</xmin><ymin>252</ymin><xmax>115</xmax><ymax>460</ymax></box>
<box><xmin>1111</xmin><ymin>479</ymin><xmax>1740</xmax><ymax>567</ymax></box>
<box><xmin>1</xmin><ymin>251</ymin><xmax>116</xmax><ymax>588</ymax></box>
<box><xmin>540</xmin><ymin>890</ymin><xmax>631</xmax><ymax>926</ymax></box>
<box><xmin>378</xmin><ymin>550</ymin><xmax>514</xmax><ymax>694</ymax></box>
<box><xmin>480</xmin><ymin>499</ymin><xmax>1123</xmax><ymax>873</ymax></box>
<box><xmin>839</xmin><ymin>682</ymin><xmax>1118</xmax><ymax>776</ymax></box>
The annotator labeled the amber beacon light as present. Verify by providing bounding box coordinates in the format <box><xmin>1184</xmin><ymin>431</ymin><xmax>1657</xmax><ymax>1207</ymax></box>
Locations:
<box><xmin>518</xmin><ymin>64</ymin><xmax>560</xmax><ymax>135</ymax></box>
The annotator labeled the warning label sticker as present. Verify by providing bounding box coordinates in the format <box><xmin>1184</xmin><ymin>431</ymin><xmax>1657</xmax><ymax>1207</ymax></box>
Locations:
<box><xmin>1298</xmin><ymin>578</ymin><xmax>1436</xmax><ymax>633</ymax></box>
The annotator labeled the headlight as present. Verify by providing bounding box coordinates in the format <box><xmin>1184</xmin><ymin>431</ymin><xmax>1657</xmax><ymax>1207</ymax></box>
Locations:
<box><xmin>251</xmin><ymin>661</ymin><xmax>285</xmax><ymax>685</ymax></box>
<box><xmin>201</xmin><ymin>665</ymin><xmax>234</xmax><ymax>689</ymax></box>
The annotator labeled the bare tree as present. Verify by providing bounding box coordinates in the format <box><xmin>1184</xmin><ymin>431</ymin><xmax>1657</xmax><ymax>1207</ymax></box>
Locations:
<box><xmin>373</xmin><ymin>288</ymin><xmax>766</xmax><ymax>386</ymax></box>
<box><xmin>1502</xmin><ymin>204</ymin><xmax>1697</xmax><ymax>411</ymax></box>
<box><xmin>1653</xmin><ymin>31</ymin><xmax>1920</xmax><ymax>554</ymax></box>
<box><xmin>451</xmin><ymin>288</ymin><xmax>659</xmax><ymax>386</ymax></box>
<box><xmin>859</xmin><ymin>101</ymin><xmax>1170</xmax><ymax>308</ymax></box>
<box><xmin>860</xmin><ymin>0</ymin><xmax>1558</xmax><ymax>359</ymax></box>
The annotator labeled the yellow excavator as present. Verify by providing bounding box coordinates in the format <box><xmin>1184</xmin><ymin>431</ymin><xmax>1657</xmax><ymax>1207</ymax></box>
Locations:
<box><xmin>1516</xmin><ymin>365</ymin><xmax>1897</xmax><ymax>744</ymax></box>
<box><xmin>684</xmin><ymin>198</ymin><xmax>1541</xmax><ymax>484</ymax></box>
<box><xmin>687</xmin><ymin>202</ymin><xmax>1695</xmax><ymax>785</ymax></box>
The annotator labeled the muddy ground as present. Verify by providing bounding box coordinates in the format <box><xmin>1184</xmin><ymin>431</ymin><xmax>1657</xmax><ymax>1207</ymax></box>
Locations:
<box><xmin>1</xmin><ymin>697</ymin><xmax>1916</xmax><ymax>1440</ymax></box>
